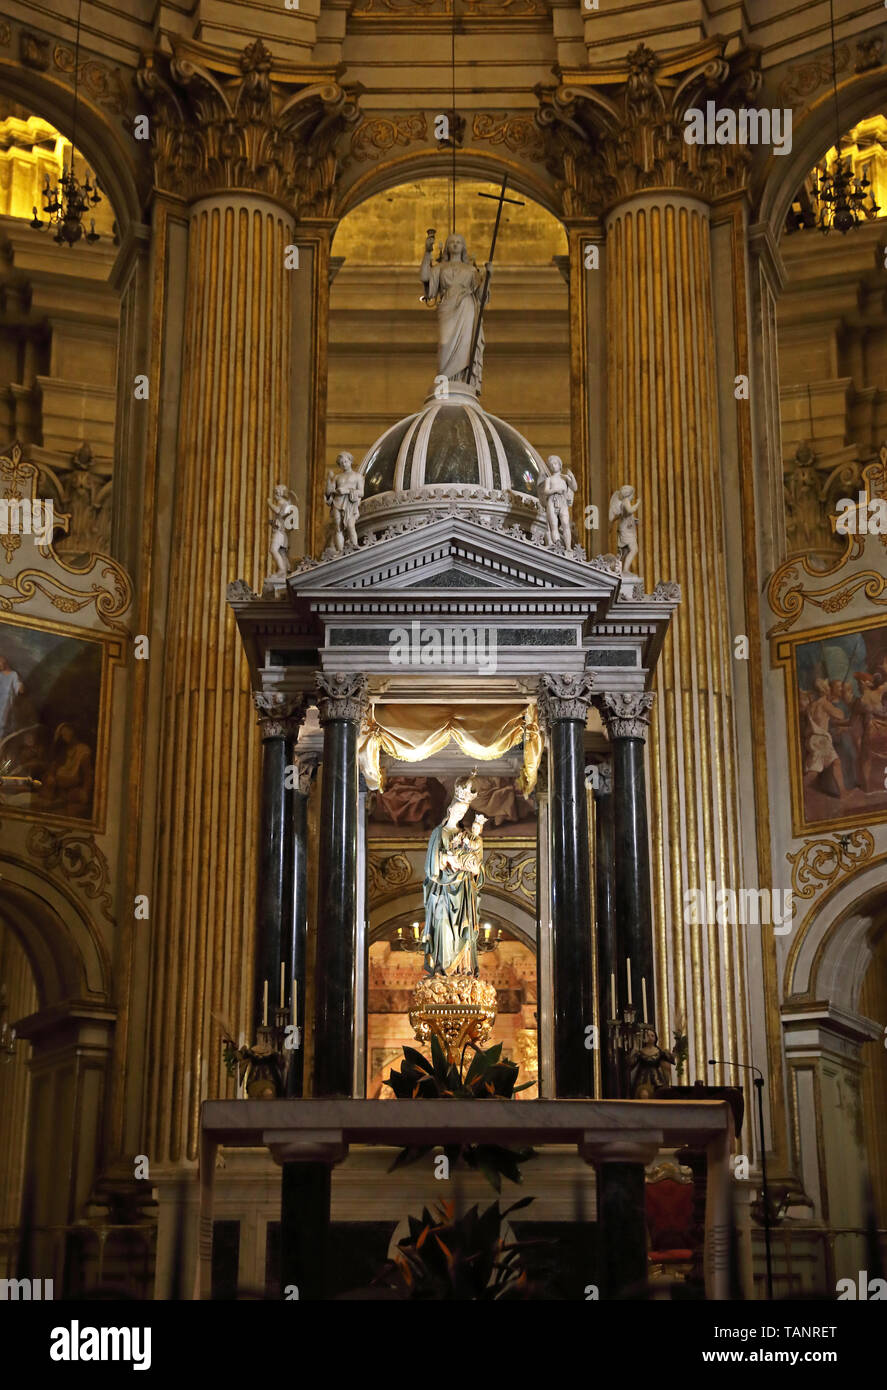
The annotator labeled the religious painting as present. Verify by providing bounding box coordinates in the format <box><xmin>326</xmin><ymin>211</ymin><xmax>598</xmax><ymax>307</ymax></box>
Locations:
<box><xmin>774</xmin><ymin>616</ymin><xmax>887</xmax><ymax>834</ymax></box>
<box><xmin>367</xmin><ymin>773</ymin><xmax>536</xmax><ymax>839</ymax></box>
<box><xmin>0</xmin><ymin>616</ymin><xmax>117</xmax><ymax>829</ymax></box>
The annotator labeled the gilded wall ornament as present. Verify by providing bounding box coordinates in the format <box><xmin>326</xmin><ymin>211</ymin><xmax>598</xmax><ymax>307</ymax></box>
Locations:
<box><xmin>52</xmin><ymin>45</ymin><xmax>129</xmax><ymax>115</ymax></box>
<box><xmin>367</xmin><ymin>851</ymin><xmax>414</xmax><ymax>896</ymax></box>
<box><xmin>483</xmin><ymin>849</ymin><xmax>536</xmax><ymax>904</ymax></box>
<box><xmin>351</xmin><ymin>114</ymin><xmax>427</xmax><ymax>161</ymax></box>
<box><xmin>787</xmin><ymin>829</ymin><xmax>875</xmax><ymax>901</ymax></box>
<box><xmin>472</xmin><ymin>113</ymin><xmax>545</xmax><ymax>162</ymax></box>
<box><xmin>0</xmin><ymin>443</ymin><xmax>131</xmax><ymax>633</ymax></box>
<box><xmin>26</xmin><ymin>824</ymin><xmax>115</xmax><ymax>922</ymax></box>
<box><xmin>136</xmin><ymin>40</ymin><xmax>360</xmax><ymax>211</ymax></box>
<box><xmin>537</xmin><ymin>40</ymin><xmax>762</xmax><ymax>218</ymax></box>
<box><xmin>767</xmin><ymin>444</ymin><xmax>887</xmax><ymax>636</ymax></box>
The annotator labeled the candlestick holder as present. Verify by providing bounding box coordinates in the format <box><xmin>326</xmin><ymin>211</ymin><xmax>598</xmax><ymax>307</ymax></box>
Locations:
<box><xmin>607</xmin><ymin>1005</ymin><xmax>644</xmax><ymax>1060</ymax></box>
<box><xmin>221</xmin><ymin>1006</ymin><xmax>300</xmax><ymax>1099</ymax></box>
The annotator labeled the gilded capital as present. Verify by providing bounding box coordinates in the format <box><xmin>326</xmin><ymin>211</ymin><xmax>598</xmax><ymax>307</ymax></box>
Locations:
<box><xmin>316</xmin><ymin>672</ymin><xmax>369</xmax><ymax>724</ymax></box>
<box><xmin>537</xmin><ymin>40</ymin><xmax>762</xmax><ymax>217</ymax></box>
<box><xmin>537</xmin><ymin>672</ymin><xmax>596</xmax><ymax>724</ymax></box>
<box><xmin>596</xmin><ymin>691</ymin><xmax>655</xmax><ymax>741</ymax></box>
<box><xmin>253</xmin><ymin>690</ymin><xmax>307</xmax><ymax>740</ymax></box>
<box><xmin>136</xmin><ymin>40</ymin><xmax>360</xmax><ymax>210</ymax></box>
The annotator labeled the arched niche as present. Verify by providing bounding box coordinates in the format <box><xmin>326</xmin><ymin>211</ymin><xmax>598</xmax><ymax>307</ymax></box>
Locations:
<box><xmin>335</xmin><ymin>146</ymin><xmax>563</xmax><ymax>224</ymax></box>
<box><xmin>0</xmin><ymin>856</ymin><xmax>110</xmax><ymax>1009</ymax></box>
<box><xmin>757</xmin><ymin>68</ymin><xmax>887</xmax><ymax>245</ymax></box>
<box><xmin>0</xmin><ymin>61</ymin><xmax>141</xmax><ymax>236</ymax></box>
<box><xmin>786</xmin><ymin>862</ymin><xmax>887</xmax><ymax>1014</ymax></box>
<box><xmin>369</xmin><ymin>885</ymin><xmax>537</xmax><ymax>951</ymax></box>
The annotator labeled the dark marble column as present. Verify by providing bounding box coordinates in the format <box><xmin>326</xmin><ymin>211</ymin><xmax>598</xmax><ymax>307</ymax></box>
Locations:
<box><xmin>286</xmin><ymin>752</ymin><xmax>316</xmax><ymax>1097</ymax></box>
<box><xmin>252</xmin><ymin>693</ymin><xmax>306</xmax><ymax>1044</ymax></box>
<box><xmin>589</xmin><ymin>757</ymin><xmax>623</xmax><ymax>1098</ymax></box>
<box><xmin>597</xmin><ymin>692</ymin><xmax>656</xmax><ymax>1038</ymax></box>
<box><xmin>538</xmin><ymin>674</ymin><xmax>596</xmax><ymax>1099</ymax></box>
<box><xmin>313</xmin><ymin>672</ymin><xmax>369</xmax><ymax>1097</ymax></box>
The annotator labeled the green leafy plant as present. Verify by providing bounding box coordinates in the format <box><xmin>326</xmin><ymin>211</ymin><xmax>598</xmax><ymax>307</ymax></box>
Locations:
<box><xmin>373</xmin><ymin>1197</ymin><xmax>544</xmax><ymax>1299</ymax></box>
<box><xmin>384</xmin><ymin>1035</ymin><xmax>535</xmax><ymax>1190</ymax></box>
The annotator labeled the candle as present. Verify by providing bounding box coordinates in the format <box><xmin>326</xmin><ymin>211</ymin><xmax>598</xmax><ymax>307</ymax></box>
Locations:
<box><xmin>610</xmin><ymin>972</ymin><xmax>616</xmax><ymax>1019</ymax></box>
<box><xmin>262</xmin><ymin>979</ymin><xmax>268</xmax><ymax>1027</ymax></box>
<box><xmin>626</xmin><ymin>958</ymin><xmax>632</xmax><ymax>1006</ymax></box>
<box><xmin>641</xmin><ymin>977</ymin><xmax>648</xmax><ymax>1024</ymax></box>
<box><xmin>280</xmin><ymin>962</ymin><xmax>285</xmax><ymax>1009</ymax></box>
<box><xmin>413</xmin><ymin>924</ymin><xmax>420</xmax><ymax>940</ymax></box>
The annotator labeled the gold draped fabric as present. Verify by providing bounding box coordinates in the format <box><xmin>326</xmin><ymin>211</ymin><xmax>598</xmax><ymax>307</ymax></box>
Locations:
<box><xmin>360</xmin><ymin>701</ymin><xmax>543</xmax><ymax>794</ymax></box>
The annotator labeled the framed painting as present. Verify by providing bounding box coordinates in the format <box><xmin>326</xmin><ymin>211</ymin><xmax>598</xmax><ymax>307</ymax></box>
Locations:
<box><xmin>0</xmin><ymin>614</ymin><xmax>123</xmax><ymax>831</ymax></box>
<box><xmin>773</xmin><ymin>615</ymin><xmax>887</xmax><ymax>835</ymax></box>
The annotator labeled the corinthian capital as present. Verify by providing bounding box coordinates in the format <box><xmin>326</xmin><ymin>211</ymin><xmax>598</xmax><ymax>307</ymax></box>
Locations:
<box><xmin>316</xmin><ymin>672</ymin><xmax>369</xmax><ymax>724</ymax></box>
<box><xmin>253</xmin><ymin>691</ymin><xmax>307</xmax><ymax>739</ymax></box>
<box><xmin>537</xmin><ymin>39</ymin><xmax>762</xmax><ymax>217</ymax></box>
<box><xmin>596</xmin><ymin>691</ymin><xmax>655</xmax><ymax>741</ymax></box>
<box><xmin>136</xmin><ymin>40</ymin><xmax>360</xmax><ymax>210</ymax></box>
<box><xmin>537</xmin><ymin>672</ymin><xmax>596</xmax><ymax>724</ymax></box>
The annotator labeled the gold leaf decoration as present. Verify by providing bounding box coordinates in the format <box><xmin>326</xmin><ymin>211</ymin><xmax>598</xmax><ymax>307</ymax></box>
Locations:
<box><xmin>26</xmin><ymin>824</ymin><xmax>115</xmax><ymax>922</ymax></box>
<box><xmin>787</xmin><ymin>829</ymin><xmax>875</xmax><ymax>901</ymax></box>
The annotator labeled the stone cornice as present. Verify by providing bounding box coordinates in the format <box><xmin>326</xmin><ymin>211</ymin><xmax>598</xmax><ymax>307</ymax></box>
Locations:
<box><xmin>136</xmin><ymin>39</ymin><xmax>361</xmax><ymax>210</ymax></box>
<box><xmin>537</xmin><ymin>40</ymin><xmax>763</xmax><ymax>218</ymax></box>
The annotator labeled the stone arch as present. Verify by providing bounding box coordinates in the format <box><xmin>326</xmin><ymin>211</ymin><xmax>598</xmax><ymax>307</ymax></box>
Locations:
<box><xmin>784</xmin><ymin>857</ymin><xmax>887</xmax><ymax>1012</ymax></box>
<box><xmin>335</xmin><ymin>146</ymin><xmax>563</xmax><ymax>223</ymax></box>
<box><xmin>756</xmin><ymin>67</ymin><xmax>887</xmax><ymax>243</ymax></box>
<box><xmin>0</xmin><ymin>854</ymin><xmax>110</xmax><ymax>1009</ymax></box>
<box><xmin>0</xmin><ymin>59</ymin><xmax>142</xmax><ymax>235</ymax></box>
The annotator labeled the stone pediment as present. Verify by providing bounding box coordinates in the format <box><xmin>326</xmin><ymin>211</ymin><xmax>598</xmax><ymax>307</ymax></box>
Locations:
<box><xmin>287</xmin><ymin>514</ymin><xmax>623</xmax><ymax>600</ymax></box>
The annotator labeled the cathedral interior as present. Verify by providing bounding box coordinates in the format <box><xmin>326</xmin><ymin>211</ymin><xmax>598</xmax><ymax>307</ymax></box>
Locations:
<box><xmin>0</xmin><ymin>0</ymin><xmax>886</xmax><ymax>1315</ymax></box>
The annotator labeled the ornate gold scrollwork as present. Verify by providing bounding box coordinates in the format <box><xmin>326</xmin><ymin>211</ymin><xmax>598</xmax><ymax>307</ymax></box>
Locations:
<box><xmin>787</xmin><ymin>829</ymin><xmax>875</xmax><ymax>901</ymax></box>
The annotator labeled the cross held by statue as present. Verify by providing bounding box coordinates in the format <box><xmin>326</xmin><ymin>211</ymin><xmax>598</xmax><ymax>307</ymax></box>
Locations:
<box><xmin>467</xmin><ymin>175</ymin><xmax>525</xmax><ymax>387</ymax></box>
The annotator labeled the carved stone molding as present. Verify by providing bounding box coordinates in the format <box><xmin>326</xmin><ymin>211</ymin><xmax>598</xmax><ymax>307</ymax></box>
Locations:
<box><xmin>537</xmin><ymin>40</ymin><xmax>762</xmax><ymax>218</ymax></box>
<box><xmin>596</xmin><ymin>690</ymin><xmax>655</xmax><ymax>740</ymax></box>
<box><xmin>26</xmin><ymin>825</ymin><xmax>114</xmax><ymax>923</ymax></box>
<box><xmin>136</xmin><ymin>40</ymin><xmax>360</xmax><ymax>210</ymax></box>
<box><xmin>291</xmin><ymin>751</ymin><xmax>319</xmax><ymax>794</ymax></box>
<box><xmin>650</xmin><ymin>581</ymin><xmax>682</xmax><ymax>603</ymax></box>
<box><xmin>316</xmin><ymin>671</ymin><xmax>370</xmax><ymax>724</ymax></box>
<box><xmin>537</xmin><ymin>672</ymin><xmax>596</xmax><ymax>723</ymax></box>
<box><xmin>472</xmin><ymin>112</ymin><xmax>546</xmax><ymax>162</ymax></box>
<box><xmin>252</xmin><ymin>691</ymin><xmax>307</xmax><ymax>739</ymax></box>
<box><xmin>351</xmin><ymin>113</ymin><xmax>427</xmax><ymax>161</ymax></box>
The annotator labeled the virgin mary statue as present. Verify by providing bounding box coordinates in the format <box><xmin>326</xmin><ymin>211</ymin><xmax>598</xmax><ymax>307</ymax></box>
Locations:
<box><xmin>422</xmin><ymin>775</ymin><xmax>485</xmax><ymax>977</ymax></box>
<box><xmin>420</xmin><ymin>231</ymin><xmax>488</xmax><ymax>389</ymax></box>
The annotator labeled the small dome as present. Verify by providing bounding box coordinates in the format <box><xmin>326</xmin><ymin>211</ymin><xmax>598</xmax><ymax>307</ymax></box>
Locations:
<box><xmin>356</xmin><ymin>383</ymin><xmax>552</xmax><ymax>540</ymax></box>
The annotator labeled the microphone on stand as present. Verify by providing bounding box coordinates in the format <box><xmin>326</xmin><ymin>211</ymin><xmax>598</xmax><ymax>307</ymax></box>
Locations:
<box><xmin>709</xmin><ymin>1057</ymin><xmax>773</xmax><ymax>1301</ymax></box>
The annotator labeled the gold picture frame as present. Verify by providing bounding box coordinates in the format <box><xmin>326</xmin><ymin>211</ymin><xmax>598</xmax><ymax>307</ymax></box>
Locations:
<box><xmin>0</xmin><ymin>611</ymin><xmax>125</xmax><ymax>834</ymax></box>
<box><xmin>773</xmin><ymin>612</ymin><xmax>887</xmax><ymax>836</ymax></box>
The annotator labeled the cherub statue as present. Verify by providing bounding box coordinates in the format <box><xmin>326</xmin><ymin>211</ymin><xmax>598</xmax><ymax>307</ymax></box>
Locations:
<box><xmin>629</xmin><ymin>1025</ymin><xmax>676</xmax><ymax>1099</ymax></box>
<box><xmin>450</xmin><ymin>812</ymin><xmax>487</xmax><ymax>875</ymax></box>
<box><xmin>324</xmin><ymin>451</ymin><xmax>365</xmax><ymax>552</ymax></box>
<box><xmin>608</xmin><ymin>483</ymin><xmax>640</xmax><ymax>573</ymax></box>
<box><xmin>268</xmin><ymin>483</ymin><xmax>300</xmax><ymax>576</ymax></box>
<box><xmin>539</xmin><ymin>455</ymin><xmax>578</xmax><ymax>548</ymax></box>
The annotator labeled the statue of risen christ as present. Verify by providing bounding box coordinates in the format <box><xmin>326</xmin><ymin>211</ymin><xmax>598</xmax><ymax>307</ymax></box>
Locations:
<box><xmin>420</xmin><ymin>231</ymin><xmax>489</xmax><ymax>390</ymax></box>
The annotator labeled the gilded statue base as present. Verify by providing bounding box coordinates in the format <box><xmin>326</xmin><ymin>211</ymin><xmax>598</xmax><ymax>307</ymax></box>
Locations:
<box><xmin>409</xmin><ymin>973</ymin><xmax>497</xmax><ymax>1065</ymax></box>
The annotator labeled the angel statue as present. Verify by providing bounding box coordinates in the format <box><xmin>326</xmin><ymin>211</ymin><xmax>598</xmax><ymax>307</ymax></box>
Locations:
<box><xmin>629</xmin><ymin>1025</ymin><xmax>676</xmax><ymax>1099</ymax></box>
<box><xmin>268</xmin><ymin>483</ymin><xmax>300</xmax><ymax>576</ymax></box>
<box><xmin>539</xmin><ymin>455</ymin><xmax>578</xmax><ymax>548</ymax></box>
<box><xmin>324</xmin><ymin>451</ymin><xmax>365</xmax><ymax>552</ymax></box>
<box><xmin>420</xmin><ymin>229</ymin><xmax>489</xmax><ymax>389</ymax></box>
<box><xmin>609</xmin><ymin>483</ymin><xmax>640</xmax><ymax>573</ymax></box>
<box><xmin>422</xmin><ymin>774</ymin><xmax>486</xmax><ymax>977</ymax></box>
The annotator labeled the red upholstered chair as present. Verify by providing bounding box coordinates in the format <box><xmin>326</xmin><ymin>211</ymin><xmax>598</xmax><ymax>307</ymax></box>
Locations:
<box><xmin>645</xmin><ymin>1159</ymin><xmax>695</xmax><ymax>1281</ymax></box>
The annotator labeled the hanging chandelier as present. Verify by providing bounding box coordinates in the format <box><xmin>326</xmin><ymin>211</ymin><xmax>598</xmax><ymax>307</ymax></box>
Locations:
<box><xmin>29</xmin><ymin>0</ymin><xmax>102</xmax><ymax>246</ymax></box>
<box><xmin>815</xmin><ymin>0</ymin><xmax>880</xmax><ymax>234</ymax></box>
